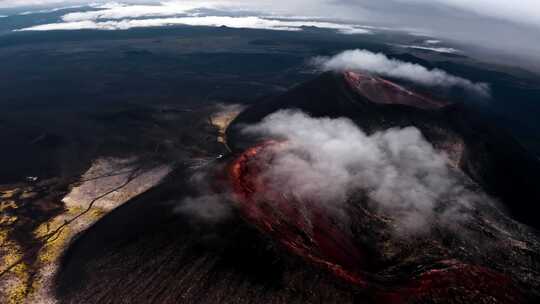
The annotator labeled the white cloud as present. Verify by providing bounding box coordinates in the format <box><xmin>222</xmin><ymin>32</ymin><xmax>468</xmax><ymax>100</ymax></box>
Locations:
<box><xmin>0</xmin><ymin>0</ymin><xmax>89</xmax><ymax>9</ymax></box>
<box><xmin>313</xmin><ymin>49</ymin><xmax>489</xmax><ymax>96</ymax></box>
<box><xmin>17</xmin><ymin>19</ymin><xmax>99</xmax><ymax>30</ymax></box>
<box><xmin>0</xmin><ymin>1</ymin><xmax>364</xmax><ymax>19</ymax></box>
<box><xmin>338</xmin><ymin>27</ymin><xmax>372</xmax><ymax>35</ymax></box>
<box><xmin>12</xmin><ymin>1</ymin><xmax>374</xmax><ymax>34</ymax></box>
<box><xmin>17</xmin><ymin>15</ymin><xmax>372</xmax><ymax>34</ymax></box>
<box><xmin>17</xmin><ymin>4</ymin><xmax>86</xmax><ymax>15</ymax></box>
<box><xmin>399</xmin><ymin>44</ymin><xmax>460</xmax><ymax>54</ymax></box>
<box><xmin>12</xmin><ymin>0</ymin><xmax>378</xmax><ymax>34</ymax></box>
<box><xmin>60</xmin><ymin>1</ymin><xmax>219</xmax><ymax>21</ymax></box>
<box><xmin>176</xmin><ymin>194</ymin><xmax>232</xmax><ymax>222</ymax></box>
<box><xmin>169</xmin><ymin>164</ymin><xmax>233</xmax><ymax>223</ymax></box>
<box><xmin>3</xmin><ymin>1</ymin><xmax>540</xmax><ymax>31</ymax></box>
<box><xmin>242</xmin><ymin>110</ymin><xmax>481</xmax><ymax>234</ymax></box>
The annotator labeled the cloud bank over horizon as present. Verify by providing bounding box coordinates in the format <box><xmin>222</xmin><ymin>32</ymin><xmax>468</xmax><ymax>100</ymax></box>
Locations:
<box><xmin>3</xmin><ymin>1</ymin><xmax>540</xmax><ymax>30</ymax></box>
<box><xmin>313</xmin><ymin>49</ymin><xmax>490</xmax><ymax>96</ymax></box>
<box><xmin>17</xmin><ymin>15</ymin><xmax>372</xmax><ymax>33</ymax></box>
<box><xmin>13</xmin><ymin>1</ymin><xmax>374</xmax><ymax>33</ymax></box>
<box><xmin>1</xmin><ymin>1</ymin><xmax>539</xmax><ymax>69</ymax></box>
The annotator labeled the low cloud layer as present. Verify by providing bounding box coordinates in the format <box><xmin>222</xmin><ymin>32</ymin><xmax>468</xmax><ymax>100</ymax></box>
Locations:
<box><xmin>13</xmin><ymin>1</ymin><xmax>372</xmax><ymax>33</ymax></box>
<box><xmin>398</xmin><ymin>44</ymin><xmax>460</xmax><ymax>54</ymax></box>
<box><xmin>17</xmin><ymin>15</ymin><xmax>372</xmax><ymax>33</ymax></box>
<box><xmin>176</xmin><ymin>194</ymin><xmax>232</xmax><ymax>222</ymax></box>
<box><xmin>4</xmin><ymin>0</ymin><xmax>540</xmax><ymax>30</ymax></box>
<box><xmin>60</xmin><ymin>1</ymin><xmax>208</xmax><ymax>22</ymax></box>
<box><xmin>243</xmin><ymin>110</ymin><xmax>482</xmax><ymax>234</ymax></box>
<box><xmin>3</xmin><ymin>1</ymin><xmax>538</xmax><ymax>70</ymax></box>
<box><xmin>174</xmin><ymin>168</ymin><xmax>233</xmax><ymax>223</ymax></box>
<box><xmin>313</xmin><ymin>49</ymin><xmax>489</xmax><ymax>96</ymax></box>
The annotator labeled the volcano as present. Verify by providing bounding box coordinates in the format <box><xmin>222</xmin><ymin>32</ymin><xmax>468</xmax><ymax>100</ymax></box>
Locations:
<box><xmin>228</xmin><ymin>71</ymin><xmax>540</xmax><ymax>230</ymax></box>
<box><xmin>227</xmin><ymin>139</ymin><xmax>529</xmax><ymax>303</ymax></box>
<box><xmin>226</xmin><ymin>71</ymin><xmax>540</xmax><ymax>303</ymax></box>
<box><xmin>52</xmin><ymin>71</ymin><xmax>540</xmax><ymax>304</ymax></box>
<box><xmin>229</xmin><ymin>140</ymin><xmax>370</xmax><ymax>287</ymax></box>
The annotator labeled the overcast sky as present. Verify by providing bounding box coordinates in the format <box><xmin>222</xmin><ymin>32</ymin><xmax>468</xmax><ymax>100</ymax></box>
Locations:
<box><xmin>1</xmin><ymin>0</ymin><xmax>539</xmax><ymax>68</ymax></box>
<box><xmin>2</xmin><ymin>0</ymin><xmax>538</xmax><ymax>27</ymax></box>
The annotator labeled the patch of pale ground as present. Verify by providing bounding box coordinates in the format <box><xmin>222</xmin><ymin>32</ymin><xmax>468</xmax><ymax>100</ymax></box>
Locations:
<box><xmin>1</xmin><ymin>105</ymin><xmax>239</xmax><ymax>303</ymax></box>
<box><xmin>1</xmin><ymin>158</ymin><xmax>171</xmax><ymax>304</ymax></box>
<box><xmin>210</xmin><ymin>104</ymin><xmax>243</xmax><ymax>150</ymax></box>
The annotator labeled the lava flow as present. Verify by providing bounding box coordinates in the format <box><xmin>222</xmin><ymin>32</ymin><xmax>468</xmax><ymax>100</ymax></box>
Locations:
<box><xmin>228</xmin><ymin>140</ymin><xmax>370</xmax><ymax>288</ymax></box>
<box><xmin>344</xmin><ymin>71</ymin><xmax>449</xmax><ymax>109</ymax></box>
<box><xmin>228</xmin><ymin>140</ymin><xmax>525</xmax><ymax>303</ymax></box>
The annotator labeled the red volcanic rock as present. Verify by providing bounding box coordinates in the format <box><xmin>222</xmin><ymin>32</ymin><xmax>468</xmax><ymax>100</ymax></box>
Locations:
<box><xmin>225</xmin><ymin>71</ymin><xmax>540</xmax><ymax>303</ymax></box>
<box><xmin>228</xmin><ymin>141</ymin><xmax>526</xmax><ymax>304</ymax></box>
<box><xmin>344</xmin><ymin>71</ymin><xmax>449</xmax><ymax>110</ymax></box>
<box><xmin>382</xmin><ymin>261</ymin><xmax>524</xmax><ymax>304</ymax></box>
<box><xmin>229</xmin><ymin>140</ymin><xmax>370</xmax><ymax>288</ymax></box>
